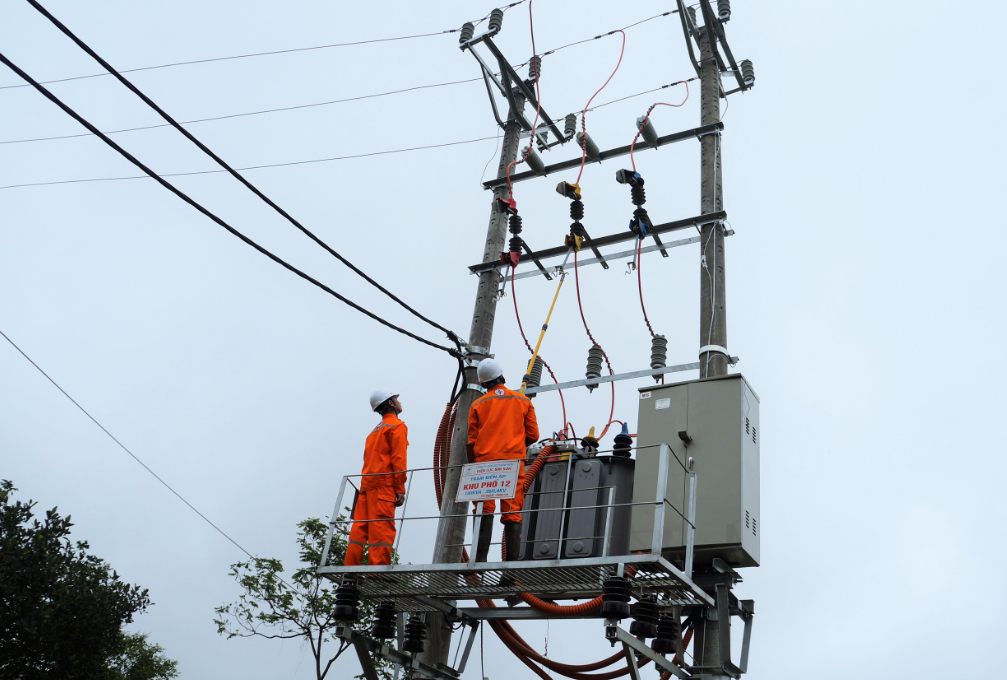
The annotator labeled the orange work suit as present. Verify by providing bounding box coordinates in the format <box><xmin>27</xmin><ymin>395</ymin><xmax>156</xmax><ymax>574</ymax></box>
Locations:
<box><xmin>345</xmin><ymin>413</ymin><xmax>408</xmax><ymax>566</ymax></box>
<box><xmin>467</xmin><ymin>384</ymin><xmax>539</xmax><ymax>523</ymax></box>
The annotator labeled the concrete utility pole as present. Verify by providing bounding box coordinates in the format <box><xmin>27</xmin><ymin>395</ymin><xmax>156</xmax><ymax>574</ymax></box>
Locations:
<box><xmin>694</xmin><ymin>27</ymin><xmax>730</xmax><ymax>680</ymax></box>
<box><xmin>420</xmin><ymin>93</ymin><xmax>527</xmax><ymax>668</ymax></box>
<box><xmin>698</xmin><ymin>29</ymin><xmax>727</xmax><ymax>380</ymax></box>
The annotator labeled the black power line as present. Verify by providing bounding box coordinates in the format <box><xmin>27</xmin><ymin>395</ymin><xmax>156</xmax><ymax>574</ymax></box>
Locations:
<box><xmin>28</xmin><ymin>0</ymin><xmax>461</xmax><ymax>351</ymax></box>
<box><xmin>0</xmin><ymin>48</ymin><xmax>459</xmax><ymax>358</ymax></box>
<box><xmin>0</xmin><ymin>327</ymin><xmax>257</xmax><ymax>561</ymax></box>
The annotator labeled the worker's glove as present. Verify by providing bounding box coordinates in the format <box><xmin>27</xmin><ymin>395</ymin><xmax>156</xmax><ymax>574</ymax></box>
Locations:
<box><xmin>394</xmin><ymin>493</ymin><xmax>406</xmax><ymax>507</ymax></box>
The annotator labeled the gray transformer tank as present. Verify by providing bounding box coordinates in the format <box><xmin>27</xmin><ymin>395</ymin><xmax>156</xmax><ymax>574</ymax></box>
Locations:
<box><xmin>519</xmin><ymin>455</ymin><xmax>635</xmax><ymax>560</ymax></box>
<box><xmin>629</xmin><ymin>373</ymin><xmax>761</xmax><ymax>568</ymax></box>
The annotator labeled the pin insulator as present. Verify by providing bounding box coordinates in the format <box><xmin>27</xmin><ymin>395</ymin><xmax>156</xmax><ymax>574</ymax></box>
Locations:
<box><xmin>403</xmin><ymin>614</ymin><xmax>427</xmax><ymax>653</ymax></box>
<box><xmin>508</xmin><ymin>236</ymin><xmax>523</xmax><ymax>253</ymax></box>
<box><xmin>651</xmin><ymin>614</ymin><xmax>682</xmax><ymax>655</ymax></box>
<box><xmin>651</xmin><ymin>335</ymin><xmax>668</xmax><ymax>381</ymax></box>
<box><xmin>488</xmin><ymin>8</ymin><xmax>504</xmax><ymax>34</ymax></box>
<box><xmin>740</xmin><ymin>59</ymin><xmax>755</xmax><ymax>87</ymax></box>
<box><xmin>508</xmin><ymin>212</ymin><xmax>523</xmax><ymax>235</ymax></box>
<box><xmin>613</xmin><ymin>423</ymin><xmax>632</xmax><ymax>458</ymax></box>
<box><xmin>600</xmin><ymin>576</ymin><xmax>632</xmax><ymax>619</ymax></box>
<box><xmin>371</xmin><ymin>602</ymin><xmax>398</xmax><ymax>639</ymax></box>
<box><xmin>585</xmin><ymin>345</ymin><xmax>604</xmax><ymax>391</ymax></box>
<box><xmin>629</xmin><ymin>596</ymin><xmax>660</xmax><ymax>639</ymax></box>
<box><xmin>529</xmin><ymin>55</ymin><xmax>542</xmax><ymax>81</ymax></box>
<box><xmin>686</xmin><ymin>6</ymin><xmax>698</xmax><ymax>27</ymax></box>
<box><xmin>459</xmin><ymin>22</ymin><xmax>475</xmax><ymax>44</ymax></box>
<box><xmin>564</xmin><ymin>113</ymin><xmax>578</xmax><ymax>140</ymax></box>
<box><xmin>333</xmin><ymin>578</ymin><xmax>361</xmax><ymax>621</ymax></box>
<box><xmin>717</xmin><ymin>0</ymin><xmax>732</xmax><ymax>22</ymax></box>
<box><xmin>570</xmin><ymin>199</ymin><xmax>584</xmax><ymax>222</ymax></box>
<box><xmin>524</xmin><ymin>146</ymin><xmax>546</xmax><ymax>174</ymax></box>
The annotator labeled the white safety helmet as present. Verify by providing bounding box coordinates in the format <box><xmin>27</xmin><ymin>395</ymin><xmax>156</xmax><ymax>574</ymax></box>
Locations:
<box><xmin>369</xmin><ymin>389</ymin><xmax>398</xmax><ymax>412</ymax></box>
<box><xmin>476</xmin><ymin>358</ymin><xmax>504</xmax><ymax>384</ymax></box>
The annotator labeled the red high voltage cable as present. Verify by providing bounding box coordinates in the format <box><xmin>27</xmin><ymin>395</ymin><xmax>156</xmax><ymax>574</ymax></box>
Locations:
<box><xmin>573</xmin><ymin>250</ymin><xmax>617</xmax><ymax>440</ymax></box>
<box><xmin>505</xmin><ymin>0</ymin><xmax>544</xmax><ymax>195</ymax></box>
<box><xmin>575</xmin><ymin>30</ymin><xmax>627</xmax><ymax>185</ymax></box>
<box><xmin>628</xmin><ymin>83</ymin><xmax>691</xmax><ymax>171</ymax></box>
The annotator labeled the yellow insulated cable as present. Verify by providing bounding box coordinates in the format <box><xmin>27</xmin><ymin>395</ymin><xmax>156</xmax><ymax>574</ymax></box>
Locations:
<box><xmin>520</xmin><ymin>267</ymin><xmax>568</xmax><ymax>395</ymax></box>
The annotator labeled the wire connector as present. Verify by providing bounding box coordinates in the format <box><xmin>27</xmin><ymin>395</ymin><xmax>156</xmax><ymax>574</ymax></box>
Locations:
<box><xmin>555</xmin><ymin>181</ymin><xmax>582</xmax><ymax>200</ymax></box>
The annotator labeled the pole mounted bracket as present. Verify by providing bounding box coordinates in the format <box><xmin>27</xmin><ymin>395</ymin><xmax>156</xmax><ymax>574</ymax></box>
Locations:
<box><xmin>698</xmin><ymin>345</ymin><xmax>737</xmax><ymax>365</ymax></box>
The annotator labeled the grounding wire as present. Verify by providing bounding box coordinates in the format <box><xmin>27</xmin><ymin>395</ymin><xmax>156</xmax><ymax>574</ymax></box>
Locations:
<box><xmin>0</xmin><ymin>49</ymin><xmax>458</xmax><ymax>357</ymax></box>
<box><xmin>0</xmin><ymin>327</ymin><xmax>256</xmax><ymax>562</ymax></box>
<box><xmin>0</xmin><ymin>1</ymin><xmax>528</xmax><ymax>91</ymax></box>
<box><xmin>27</xmin><ymin>0</ymin><xmax>462</xmax><ymax>351</ymax></box>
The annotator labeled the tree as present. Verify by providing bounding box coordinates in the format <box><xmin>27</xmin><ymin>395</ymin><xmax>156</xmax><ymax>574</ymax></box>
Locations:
<box><xmin>214</xmin><ymin>516</ymin><xmax>396</xmax><ymax>680</ymax></box>
<box><xmin>0</xmin><ymin>480</ymin><xmax>177</xmax><ymax>680</ymax></box>
<box><xmin>106</xmin><ymin>632</ymin><xmax>179</xmax><ymax>680</ymax></box>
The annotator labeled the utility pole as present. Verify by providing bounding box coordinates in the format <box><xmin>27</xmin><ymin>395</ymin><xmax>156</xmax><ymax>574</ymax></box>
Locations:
<box><xmin>420</xmin><ymin>92</ymin><xmax>527</xmax><ymax>668</ymax></box>
<box><xmin>694</xmin><ymin>27</ymin><xmax>730</xmax><ymax>680</ymax></box>
<box><xmin>698</xmin><ymin>29</ymin><xmax>727</xmax><ymax>381</ymax></box>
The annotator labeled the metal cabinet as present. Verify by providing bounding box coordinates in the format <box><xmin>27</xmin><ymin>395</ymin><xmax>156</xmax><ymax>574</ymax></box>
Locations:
<box><xmin>629</xmin><ymin>374</ymin><xmax>761</xmax><ymax>568</ymax></box>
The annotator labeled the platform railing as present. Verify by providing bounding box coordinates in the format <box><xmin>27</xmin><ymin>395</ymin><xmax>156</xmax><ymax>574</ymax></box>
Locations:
<box><xmin>318</xmin><ymin>443</ymin><xmax>697</xmax><ymax>580</ymax></box>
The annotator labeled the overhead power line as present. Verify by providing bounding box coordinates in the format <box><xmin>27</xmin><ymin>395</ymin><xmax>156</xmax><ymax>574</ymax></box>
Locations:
<box><xmin>0</xmin><ymin>79</ymin><xmax>694</xmax><ymax>192</ymax></box>
<box><xmin>0</xmin><ymin>48</ymin><xmax>459</xmax><ymax>358</ymax></box>
<box><xmin>1</xmin><ymin>8</ymin><xmax>680</xmax><ymax>147</ymax></box>
<box><xmin>0</xmin><ymin>327</ymin><xmax>257</xmax><ymax>561</ymax></box>
<box><xmin>0</xmin><ymin>0</ymin><xmax>528</xmax><ymax>91</ymax></box>
<box><xmin>27</xmin><ymin>0</ymin><xmax>461</xmax><ymax>350</ymax></box>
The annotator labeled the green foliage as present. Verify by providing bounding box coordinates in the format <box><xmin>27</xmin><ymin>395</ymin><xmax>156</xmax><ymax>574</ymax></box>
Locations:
<box><xmin>0</xmin><ymin>480</ymin><xmax>176</xmax><ymax>680</ymax></box>
<box><xmin>106</xmin><ymin>632</ymin><xmax>179</xmax><ymax>680</ymax></box>
<box><xmin>215</xmin><ymin>514</ymin><xmax>397</xmax><ymax>680</ymax></box>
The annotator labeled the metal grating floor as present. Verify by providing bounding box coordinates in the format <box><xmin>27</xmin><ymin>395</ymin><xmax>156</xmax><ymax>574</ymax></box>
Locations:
<box><xmin>317</xmin><ymin>555</ymin><xmax>713</xmax><ymax>612</ymax></box>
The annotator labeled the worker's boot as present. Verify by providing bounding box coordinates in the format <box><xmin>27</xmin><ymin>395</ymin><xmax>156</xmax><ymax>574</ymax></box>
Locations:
<box><xmin>503</xmin><ymin>521</ymin><xmax>523</xmax><ymax>562</ymax></box>
<box><xmin>500</xmin><ymin>522</ymin><xmax>523</xmax><ymax>603</ymax></box>
<box><xmin>475</xmin><ymin>515</ymin><xmax>494</xmax><ymax>563</ymax></box>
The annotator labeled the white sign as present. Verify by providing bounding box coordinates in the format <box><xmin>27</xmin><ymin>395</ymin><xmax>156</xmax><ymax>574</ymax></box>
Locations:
<box><xmin>455</xmin><ymin>460</ymin><xmax>521</xmax><ymax>502</ymax></box>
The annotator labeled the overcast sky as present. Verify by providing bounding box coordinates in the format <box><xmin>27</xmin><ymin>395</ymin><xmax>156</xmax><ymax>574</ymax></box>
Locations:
<box><xmin>3</xmin><ymin>1</ymin><xmax>1005</xmax><ymax>678</ymax></box>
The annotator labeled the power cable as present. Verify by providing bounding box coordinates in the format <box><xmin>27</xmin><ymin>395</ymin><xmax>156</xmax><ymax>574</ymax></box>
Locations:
<box><xmin>0</xmin><ymin>135</ymin><xmax>499</xmax><ymax>191</ymax></box>
<box><xmin>0</xmin><ymin>76</ymin><xmax>485</xmax><ymax>146</ymax></box>
<box><xmin>0</xmin><ymin>1</ymin><xmax>528</xmax><ymax>91</ymax></box>
<box><xmin>0</xmin><ymin>327</ymin><xmax>255</xmax><ymax>561</ymax></box>
<box><xmin>0</xmin><ymin>49</ymin><xmax>459</xmax><ymax>358</ymax></box>
<box><xmin>0</xmin><ymin>79</ymin><xmax>696</xmax><ymax>192</ymax></box>
<box><xmin>28</xmin><ymin>0</ymin><xmax>461</xmax><ymax>351</ymax></box>
<box><xmin>1</xmin><ymin>10</ymin><xmax>686</xmax><ymax>147</ymax></box>
<box><xmin>575</xmin><ymin>30</ymin><xmax>626</xmax><ymax>185</ymax></box>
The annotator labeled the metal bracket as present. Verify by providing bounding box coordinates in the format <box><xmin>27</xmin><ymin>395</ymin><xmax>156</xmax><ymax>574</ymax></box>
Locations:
<box><xmin>336</xmin><ymin>625</ymin><xmax>464</xmax><ymax>680</ymax></box>
<box><xmin>607</xmin><ymin>623</ymin><xmax>693</xmax><ymax>679</ymax></box>
<box><xmin>524</xmin><ymin>358</ymin><xmax>739</xmax><ymax>394</ymax></box>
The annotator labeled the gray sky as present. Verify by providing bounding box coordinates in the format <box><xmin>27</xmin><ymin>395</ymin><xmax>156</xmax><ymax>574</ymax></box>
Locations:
<box><xmin>2</xmin><ymin>0</ymin><xmax>1005</xmax><ymax>678</ymax></box>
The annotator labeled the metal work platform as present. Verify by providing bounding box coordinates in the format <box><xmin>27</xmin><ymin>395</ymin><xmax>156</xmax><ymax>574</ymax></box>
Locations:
<box><xmin>318</xmin><ymin>553</ymin><xmax>713</xmax><ymax>614</ymax></box>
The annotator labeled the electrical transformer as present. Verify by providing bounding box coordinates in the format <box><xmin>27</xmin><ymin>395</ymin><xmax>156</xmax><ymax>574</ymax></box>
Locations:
<box><xmin>629</xmin><ymin>373</ymin><xmax>761</xmax><ymax>568</ymax></box>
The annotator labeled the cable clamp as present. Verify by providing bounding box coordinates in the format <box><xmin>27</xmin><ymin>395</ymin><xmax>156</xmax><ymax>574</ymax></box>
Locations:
<box><xmin>699</xmin><ymin>345</ymin><xmax>739</xmax><ymax>366</ymax></box>
<box><xmin>695</xmin><ymin>128</ymin><xmax>722</xmax><ymax>140</ymax></box>
<box><xmin>466</xmin><ymin>384</ymin><xmax>487</xmax><ymax>394</ymax></box>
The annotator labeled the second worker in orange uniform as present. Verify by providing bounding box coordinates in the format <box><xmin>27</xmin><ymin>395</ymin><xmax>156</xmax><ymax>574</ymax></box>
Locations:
<box><xmin>468</xmin><ymin>358</ymin><xmax>539</xmax><ymax>563</ymax></box>
<box><xmin>344</xmin><ymin>389</ymin><xmax>408</xmax><ymax>567</ymax></box>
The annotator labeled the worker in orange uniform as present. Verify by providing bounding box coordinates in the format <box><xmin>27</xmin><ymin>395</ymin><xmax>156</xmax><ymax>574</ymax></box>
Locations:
<box><xmin>467</xmin><ymin>358</ymin><xmax>539</xmax><ymax>563</ymax></box>
<box><xmin>344</xmin><ymin>390</ymin><xmax>408</xmax><ymax>567</ymax></box>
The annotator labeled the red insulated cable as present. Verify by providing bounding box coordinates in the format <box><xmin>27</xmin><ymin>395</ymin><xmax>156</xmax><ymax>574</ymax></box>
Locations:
<box><xmin>505</xmin><ymin>0</ymin><xmax>543</xmax><ymax>195</ymax></box>
<box><xmin>572</xmin><ymin>249</ymin><xmax>617</xmax><ymax>440</ymax></box>
<box><xmin>629</xmin><ymin>84</ymin><xmax>690</xmax><ymax>172</ymax></box>
<box><xmin>636</xmin><ymin>239</ymin><xmax>656</xmax><ymax>338</ymax></box>
<box><xmin>575</xmin><ymin>30</ymin><xmax>626</xmax><ymax>185</ymax></box>
<box><xmin>511</xmin><ymin>266</ymin><xmax>568</xmax><ymax>434</ymax></box>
